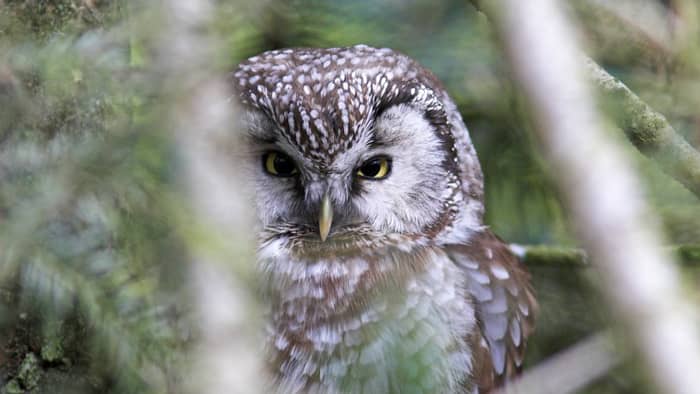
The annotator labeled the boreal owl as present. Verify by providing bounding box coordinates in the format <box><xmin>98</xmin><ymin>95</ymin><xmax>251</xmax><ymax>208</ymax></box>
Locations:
<box><xmin>230</xmin><ymin>45</ymin><xmax>537</xmax><ymax>394</ymax></box>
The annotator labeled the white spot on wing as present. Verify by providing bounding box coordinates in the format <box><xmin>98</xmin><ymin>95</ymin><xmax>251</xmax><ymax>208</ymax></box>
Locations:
<box><xmin>483</xmin><ymin>313</ymin><xmax>508</xmax><ymax>339</ymax></box>
<box><xmin>490</xmin><ymin>264</ymin><xmax>510</xmax><ymax>280</ymax></box>
<box><xmin>488</xmin><ymin>338</ymin><xmax>506</xmax><ymax>375</ymax></box>
<box><xmin>510</xmin><ymin>319</ymin><xmax>522</xmax><ymax>347</ymax></box>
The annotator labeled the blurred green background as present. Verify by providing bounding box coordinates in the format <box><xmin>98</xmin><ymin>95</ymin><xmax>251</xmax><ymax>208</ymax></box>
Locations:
<box><xmin>1</xmin><ymin>0</ymin><xmax>699</xmax><ymax>393</ymax></box>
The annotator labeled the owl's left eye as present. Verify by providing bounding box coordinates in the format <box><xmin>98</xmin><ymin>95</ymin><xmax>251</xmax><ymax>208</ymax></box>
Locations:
<box><xmin>356</xmin><ymin>156</ymin><xmax>392</xmax><ymax>180</ymax></box>
<box><xmin>263</xmin><ymin>151</ymin><xmax>298</xmax><ymax>177</ymax></box>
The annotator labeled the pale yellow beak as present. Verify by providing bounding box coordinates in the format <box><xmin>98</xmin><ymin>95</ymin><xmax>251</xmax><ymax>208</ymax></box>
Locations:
<box><xmin>319</xmin><ymin>193</ymin><xmax>333</xmax><ymax>242</ymax></box>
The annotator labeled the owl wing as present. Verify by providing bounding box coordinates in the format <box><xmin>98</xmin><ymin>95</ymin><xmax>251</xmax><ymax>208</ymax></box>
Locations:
<box><xmin>446</xmin><ymin>230</ymin><xmax>537</xmax><ymax>392</ymax></box>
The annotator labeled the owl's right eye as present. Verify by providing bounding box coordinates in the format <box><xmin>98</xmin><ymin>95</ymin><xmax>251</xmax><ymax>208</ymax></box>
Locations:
<box><xmin>263</xmin><ymin>151</ymin><xmax>298</xmax><ymax>177</ymax></box>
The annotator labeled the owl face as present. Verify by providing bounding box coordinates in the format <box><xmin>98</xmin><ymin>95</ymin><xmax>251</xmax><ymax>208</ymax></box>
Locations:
<box><xmin>233</xmin><ymin>45</ymin><xmax>484</xmax><ymax>241</ymax></box>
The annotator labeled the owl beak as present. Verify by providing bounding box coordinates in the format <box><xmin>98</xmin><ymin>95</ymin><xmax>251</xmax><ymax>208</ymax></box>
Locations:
<box><xmin>319</xmin><ymin>193</ymin><xmax>333</xmax><ymax>242</ymax></box>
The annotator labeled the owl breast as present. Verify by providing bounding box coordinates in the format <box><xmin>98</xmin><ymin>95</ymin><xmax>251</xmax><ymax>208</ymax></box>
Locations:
<box><xmin>259</xmin><ymin>229</ymin><xmax>476</xmax><ymax>393</ymax></box>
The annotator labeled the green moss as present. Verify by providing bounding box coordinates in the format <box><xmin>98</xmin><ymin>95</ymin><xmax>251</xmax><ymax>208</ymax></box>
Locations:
<box><xmin>0</xmin><ymin>0</ymin><xmax>121</xmax><ymax>42</ymax></box>
<box><xmin>626</xmin><ymin>105</ymin><xmax>667</xmax><ymax>147</ymax></box>
<box><xmin>2</xmin><ymin>379</ymin><xmax>23</xmax><ymax>394</ymax></box>
<box><xmin>675</xmin><ymin>244</ymin><xmax>700</xmax><ymax>264</ymax></box>
<box><xmin>523</xmin><ymin>245</ymin><xmax>587</xmax><ymax>266</ymax></box>
<box><xmin>521</xmin><ymin>244</ymin><xmax>700</xmax><ymax>267</ymax></box>
<box><xmin>40</xmin><ymin>322</ymin><xmax>64</xmax><ymax>363</ymax></box>
<box><xmin>18</xmin><ymin>353</ymin><xmax>41</xmax><ymax>391</ymax></box>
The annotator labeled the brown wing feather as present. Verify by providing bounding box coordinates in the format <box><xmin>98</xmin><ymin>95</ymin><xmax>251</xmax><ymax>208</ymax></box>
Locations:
<box><xmin>447</xmin><ymin>230</ymin><xmax>537</xmax><ymax>393</ymax></box>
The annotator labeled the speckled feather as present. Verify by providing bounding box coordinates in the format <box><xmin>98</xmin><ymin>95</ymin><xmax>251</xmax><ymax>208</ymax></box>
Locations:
<box><xmin>232</xmin><ymin>45</ymin><xmax>536</xmax><ymax>393</ymax></box>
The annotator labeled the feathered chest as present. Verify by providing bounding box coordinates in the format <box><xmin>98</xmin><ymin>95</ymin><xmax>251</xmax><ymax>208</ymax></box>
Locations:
<box><xmin>258</xmin><ymin>232</ymin><xmax>477</xmax><ymax>393</ymax></box>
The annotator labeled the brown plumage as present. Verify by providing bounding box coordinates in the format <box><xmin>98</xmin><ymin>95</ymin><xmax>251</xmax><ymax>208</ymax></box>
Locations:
<box><xmin>450</xmin><ymin>230</ymin><xmax>537</xmax><ymax>392</ymax></box>
<box><xmin>233</xmin><ymin>45</ymin><xmax>537</xmax><ymax>393</ymax></box>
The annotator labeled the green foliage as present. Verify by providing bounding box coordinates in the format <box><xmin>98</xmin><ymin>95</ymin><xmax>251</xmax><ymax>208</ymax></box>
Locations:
<box><xmin>1</xmin><ymin>0</ymin><xmax>123</xmax><ymax>41</ymax></box>
<box><xmin>1</xmin><ymin>2</ymin><xmax>190</xmax><ymax>392</ymax></box>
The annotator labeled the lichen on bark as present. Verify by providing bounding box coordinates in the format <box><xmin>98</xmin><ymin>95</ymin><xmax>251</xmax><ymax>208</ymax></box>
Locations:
<box><xmin>586</xmin><ymin>58</ymin><xmax>700</xmax><ymax>198</ymax></box>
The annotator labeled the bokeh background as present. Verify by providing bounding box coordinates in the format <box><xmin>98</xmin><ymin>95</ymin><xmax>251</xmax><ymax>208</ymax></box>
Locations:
<box><xmin>1</xmin><ymin>0</ymin><xmax>699</xmax><ymax>393</ymax></box>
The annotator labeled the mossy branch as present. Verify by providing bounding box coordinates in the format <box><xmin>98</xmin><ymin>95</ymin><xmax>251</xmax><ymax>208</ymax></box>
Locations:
<box><xmin>513</xmin><ymin>244</ymin><xmax>700</xmax><ymax>267</ymax></box>
<box><xmin>586</xmin><ymin>59</ymin><xmax>700</xmax><ymax>199</ymax></box>
<box><xmin>468</xmin><ymin>0</ymin><xmax>700</xmax><ymax>200</ymax></box>
<box><xmin>511</xmin><ymin>244</ymin><xmax>588</xmax><ymax>267</ymax></box>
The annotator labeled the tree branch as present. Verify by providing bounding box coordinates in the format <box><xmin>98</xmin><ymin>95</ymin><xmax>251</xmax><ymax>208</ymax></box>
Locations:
<box><xmin>574</xmin><ymin>0</ymin><xmax>675</xmax><ymax>57</ymax></box>
<box><xmin>495</xmin><ymin>332</ymin><xmax>620</xmax><ymax>394</ymax></box>
<box><xmin>586</xmin><ymin>58</ymin><xmax>700</xmax><ymax>199</ymax></box>
<box><xmin>158</xmin><ymin>1</ymin><xmax>263</xmax><ymax>393</ymax></box>
<box><xmin>510</xmin><ymin>244</ymin><xmax>588</xmax><ymax>266</ymax></box>
<box><xmin>479</xmin><ymin>1</ymin><xmax>700</xmax><ymax>394</ymax></box>
<box><xmin>512</xmin><ymin>244</ymin><xmax>700</xmax><ymax>267</ymax></box>
<box><xmin>469</xmin><ymin>0</ymin><xmax>700</xmax><ymax>199</ymax></box>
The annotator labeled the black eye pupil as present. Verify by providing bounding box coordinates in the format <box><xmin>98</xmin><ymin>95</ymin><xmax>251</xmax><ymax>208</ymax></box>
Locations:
<box><xmin>361</xmin><ymin>160</ymin><xmax>381</xmax><ymax>177</ymax></box>
<box><xmin>274</xmin><ymin>155</ymin><xmax>295</xmax><ymax>174</ymax></box>
<box><xmin>263</xmin><ymin>152</ymin><xmax>297</xmax><ymax>177</ymax></box>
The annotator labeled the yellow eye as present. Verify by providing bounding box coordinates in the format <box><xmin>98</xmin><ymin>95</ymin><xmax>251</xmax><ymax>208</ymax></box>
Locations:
<box><xmin>263</xmin><ymin>151</ymin><xmax>298</xmax><ymax>177</ymax></box>
<box><xmin>356</xmin><ymin>156</ymin><xmax>392</xmax><ymax>180</ymax></box>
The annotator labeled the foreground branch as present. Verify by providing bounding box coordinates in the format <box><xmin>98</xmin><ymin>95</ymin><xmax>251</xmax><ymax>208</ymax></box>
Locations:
<box><xmin>469</xmin><ymin>0</ymin><xmax>700</xmax><ymax>199</ymax></box>
<box><xmin>480</xmin><ymin>1</ymin><xmax>700</xmax><ymax>394</ymax></box>
<box><xmin>159</xmin><ymin>1</ymin><xmax>263</xmax><ymax>393</ymax></box>
<box><xmin>586</xmin><ymin>59</ymin><xmax>700</xmax><ymax>199</ymax></box>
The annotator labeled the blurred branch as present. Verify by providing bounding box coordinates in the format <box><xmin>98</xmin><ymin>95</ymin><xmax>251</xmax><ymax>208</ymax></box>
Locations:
<box><xmin>510</xmin><ymin>244</ymin><xmax>587</xmax><ymax>266</ymax></box>
<box><xmin>496</xmin><ymin>332</ymin><xmax>619</xmax><ymax>394</ymax></box>
<box><xmin>673</xmin><ymin>0</ymin><xmax>700</xmax><ymax>60</ymax></box>
<box><xmin>158</xmin><ymin>1</ymin><xmax>263</xmax><ymax>393</ymax></box>
<box><xmin>586</xmin><ymin>58</ymin><xmax>700</xmax><ymax>199</ymax></box>
<box><xmin>470</xmin><ymin>0</ymin><xmax>700</xmax><ymax>199</ymax></box>
<box><xmin>512</xmin><ymin>244</ymin><xmax>700</xmax><ymax>266</ymax></box>
<box><xmin>478</xmin><ymin>1</ymin><xmax>700</xmax><ymax>394</ymax></box>
<box><xmin>577</xmin><ymin>0</ymin><xmax>675</xmax><ymax>54</ymax></box>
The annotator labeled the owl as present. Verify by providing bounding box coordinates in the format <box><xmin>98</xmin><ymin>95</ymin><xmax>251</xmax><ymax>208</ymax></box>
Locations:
<box><xmin>231</xmin><ymin>45</ymin><xmax>537</xmax><ymax>394</ymax></box>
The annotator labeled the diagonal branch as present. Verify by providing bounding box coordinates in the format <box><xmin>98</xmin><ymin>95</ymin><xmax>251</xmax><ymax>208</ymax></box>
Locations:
<box><xmin>469</xmin><ymin>0</ymin><xmax>700</xmax><ymax>200</ymax></box>
<box><xmin>495</xmin><ymin>332</ymin><xmax>620</xmax><ymax>394</ymax></box>
<box><xmin>574</xmin><ymin>0</ymin><xmax>675</xmax><ymax>58</ymax></box>
<box><xmin>477</xmin><ymin>1</ymin><xmax>700</xmax><ymax>394</ymax></box>
<box><xmin>586</xmin><ymin>58</ymin><xmax>700</xmax><ymax>199</ymax></box>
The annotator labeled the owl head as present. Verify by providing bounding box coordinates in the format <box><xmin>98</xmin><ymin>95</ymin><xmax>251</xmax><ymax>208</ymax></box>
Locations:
<box><xmin>232</xmin><ymin>45</ymin><xmax>484</xmax><ymax>243</ymax></box>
